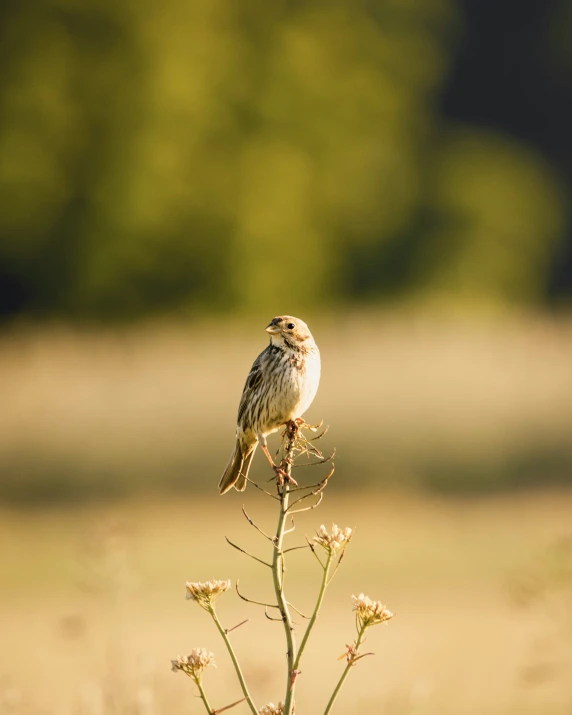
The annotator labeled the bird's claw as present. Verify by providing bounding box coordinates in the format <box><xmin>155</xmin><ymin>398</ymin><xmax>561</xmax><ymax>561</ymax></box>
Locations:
<box><xmin>298</xmin><ymin>418</ymin><xmax>323</xmax><ymax>432</ymax></box>
<box><xmin>273</xmin><ymin>465</ymin><xmax>299</xmax><ymax>487</ymax></box>
<box><xmin>287</xmin><ymin>418</ymin><xmax>322</xmax><ymax>433</ymax></box>
<box><xmin>284</xmin><ymin>473</ymin><xmax>298</xmax><ymax>486</ymax></box>
<box><xmin>283</xmin><ymin>419</ymin><xmax>300</xmax><ymax>435</ymax></box>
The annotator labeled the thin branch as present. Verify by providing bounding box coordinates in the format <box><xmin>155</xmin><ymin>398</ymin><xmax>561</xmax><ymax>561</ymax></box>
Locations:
<box><xmin>292</xmin><ymin>448</ymin><xmax>336</xmax><ymax>468</ymax></box>
<box><xmin>286</xmin><ymin>464</ymin><xmax>335</xmax><ymax>496</ymax></box>
<box><xmin>283</xmin><ymin>516</ymin><xmax>296</xmax><ymax>535</ymax></box>
<box><xmin>209</xmin><ymin>608</ymin><xmax>258</xmax><ymax>715</ymax></box>
<box><xmin>287</xmin><ymin>480</ymin><xmax>322</xmax><ymax>494</ymax></box>
<box><xmin>293</xmin><ymin>424</ymin><xmax>329</xmax><ymax>448</ymax></box>
<box><xmin>292</xmin><ymin>434</ymin><xmax>329</xmax><ymax>460</ymax></box>
<box><xmin>289</xmin><ymin>420</ymin><xmax>328</xmax><ymax>445</ymax></box>
<box><xmin>271</xmin><ymin>426</ymin><xmax>298</xmax><ymax>715</ymax></box>
<box><xmin>327</xmin><ymin>541</ymin><xmax>351</xmax><ymax>585</ymax></box>
<box><xmin>323</xmin><ymin>625</ymin><xmax>368</xmax><ymax>715</ymax></box>
<box><xmin>246</xmin><ymin>477</ymin><xmax>280</xmax><ymax>500</ymax></box>
<box><xmin>213</xmin><ymin>698</ymin><xmax>247</xmax><ymax>714</ymax></box>
<box><xmin>352</xmin><ymin>652</ymin><xmax>375</xmax><ymax>663</ymax></box>
<box><xmin>293</xmin><ymin>552</ymin><xmax>333</xmax><ymax>672</ymax></box>
<box><xmin>225</xmin><ymin>537</ymin><xmax>272</xmax><ymax>568</ymax></box>
<box><xmin>289</xmin><ymin>669</ymin><xmax>302</xmax><ymax>691</ymax></box>
<box><xmin>283</xmin><ymin>544</ymin><xmax>311</xmax><ymax>554</ymax></box>
<box><xmin>265</xmin><ymin>606</ymin><xmax>283</xmax><ymax>621</ymax></box>
<box><xmin>307</xmin><ymin>423</ymin><xmax>329</xmax><ymax>440</ymax></box>
<box><xmin>287</xmin><ymin>474</ymin><xmax>330</xmax><ymax>505</ymax></box>
<box><xmin>196</xmin><ymin>680</ymin><xmax>215</xmax><ymax>715</ymax></box>
<box><xmin>288</xmin><ymin>492</ymin><xmax>324</xmax><ymax>514</ymax></box>
<box><xmin>279</xmin><ymin>422</ymin><xmax>329</xmax><ymax>464</ymax></box>
<box><xmin>292</xmin><ymin>442</ymin><xmax>324</xmax><ymax>462</ymax></box>
<box><xmin>242</xmin><ymin>506</ymin><xmax>275</xmax><ymax>543</ymax></box>
<box><xmin>225</xmin><ymin>619</ymin><xmax>249</xmax><ymax>635</ymax></box>
<box><xmin>296</xmin><ymin>419</ymin><xmax>324</xmax><ymax>432</ymax></box>
<box><xmin>305</xmin><ymin>534</ymin><xmax>325</xmax><ymax>568</ymax></box>
<box><xmin>287</xmin><ymin>601</ymin><xmax>311</xmax><ymax>619</ymax></box>
<box><xmin>235</xmin><ymin>580</ymin><xmax>279</xmax><ymax>609</ymax></box>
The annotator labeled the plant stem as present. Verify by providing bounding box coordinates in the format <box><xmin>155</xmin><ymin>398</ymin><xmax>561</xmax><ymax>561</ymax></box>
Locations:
<box><xmin>323</xmin><ymin>625</ymin><xmax>367</xmax><ymax>715</ymax></box>
<box><xmin>293</xmin><ymin>552</ymin><xmax>333</xmax><ymax>671</ymax></box>
<box><xmin>196</xmin><ymin>679</ymin><xmax>214</xmax><ymax>714</ymax></box>
<box><xmin>210</xmin><ymin>609</ymin><xmax>258</xmax><ymax>715</ymax></box>
<box><xmin>272</xmin><ymin>426</ymin><xmax>298</xmax><ymax>715</ymax></box>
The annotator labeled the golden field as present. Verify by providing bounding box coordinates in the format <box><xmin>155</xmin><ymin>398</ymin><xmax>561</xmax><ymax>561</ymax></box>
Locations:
<box><xmin>1</xmin><ymin>490</ymin><xmax>572</xmax><ymax>715</ymax></box>
<box><xmin>1</xmin><ymin>312</ymin><xmax>572</xmax><ymax>500</ymax></box>
<box><xmin>1</xmin><ymin>313</ymin><xmax>572</xmax><ymax>714</ymax></box>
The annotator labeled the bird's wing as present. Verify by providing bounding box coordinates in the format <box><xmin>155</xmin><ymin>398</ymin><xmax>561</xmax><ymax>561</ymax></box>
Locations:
<box><xmin>237</xmin><ymin>349</ymin><xmax>266</xmax><ymax>424</ymax></box>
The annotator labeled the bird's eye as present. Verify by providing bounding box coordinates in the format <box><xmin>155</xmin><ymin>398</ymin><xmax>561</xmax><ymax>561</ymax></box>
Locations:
<box><xmin>287</xmin><ymin>322</ymin><xmax>295</xmax><ymax>330</ymax></box>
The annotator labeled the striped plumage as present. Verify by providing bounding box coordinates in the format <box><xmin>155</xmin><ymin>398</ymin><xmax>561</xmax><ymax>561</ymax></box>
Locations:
<box><xmin>219</xmin><ymin>315</ymin><xmax>321</xmax><ymax>494</ymax></box>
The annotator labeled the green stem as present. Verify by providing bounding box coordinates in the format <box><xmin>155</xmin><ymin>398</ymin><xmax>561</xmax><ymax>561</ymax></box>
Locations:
<box><xmin>272</xmin><ymin>428</ymin><xmax>298</xmax><ymax>715</ymax></box>
<box><xmin>210</xmin><ymin>609</ymin><xmax>258</xmax><ymax>715</ymax></box>
<box><xmin>293</xmin><ymin>552</ymin><xmax>333</xmax><ymax>671</ymax></box>
<box><xmin>323</xmin><ymin>625</ymin><xmax>367</xmax><ymax>715</ymax></box>
<box><xmin>195</xmin><ymin>679</ymin><xmax>214</xmax><ymax>714</ymax></box>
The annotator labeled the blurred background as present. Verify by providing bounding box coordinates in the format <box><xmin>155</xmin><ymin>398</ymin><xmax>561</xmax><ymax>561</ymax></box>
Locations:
<box><xmin>1</xmin><ymin>0</ymin><xmax>572</xmax><ymax>713</ymax></box>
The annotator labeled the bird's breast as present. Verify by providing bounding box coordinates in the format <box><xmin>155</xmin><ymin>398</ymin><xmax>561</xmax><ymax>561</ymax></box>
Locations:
<box><xmin>240</xmin><ymin>345</ymin><xmax>321</xmax><ymax>439</ymax></box>
<box><xmin>296</xmin><ymin>348</ymin><xmax>320</xmax><ymax>415</ymax></box>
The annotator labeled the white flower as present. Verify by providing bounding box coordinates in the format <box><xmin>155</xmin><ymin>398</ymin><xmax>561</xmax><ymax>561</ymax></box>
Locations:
<box><xmin>185</xmin><ymin>579</ymin><xmax>231</xmax><ymax>609</ymax></box>
<box><xmin>313</xmin><ymin>524</ymin><xmax>352</xmax><ymax>554</ymax></box>
<box><xmin>352</xmin><ymin>593</ymin><xmax>393</xmax><ymax>629</ymax></box>
<box><xmin>171</xmin><ymin>648</ymin><xmax>216</xmax><ymax>682</ymax></box>
<box><xmin>259</xmin><ymin>702</ymin><xmax>285</xmax><ymax>715</ymax></box>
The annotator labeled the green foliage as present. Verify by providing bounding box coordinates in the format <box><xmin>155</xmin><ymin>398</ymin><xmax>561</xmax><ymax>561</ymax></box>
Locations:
<box><xmin>0</xmin><ymin>0</ymin><xmax>567</xmax><ymax>319</ymax></box>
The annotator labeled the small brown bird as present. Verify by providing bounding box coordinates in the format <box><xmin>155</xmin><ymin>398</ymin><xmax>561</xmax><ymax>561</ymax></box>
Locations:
<box><xmin>219</xmin><ymin>316</ymin><xmax>321</xmax><ymax>494</ymax></box>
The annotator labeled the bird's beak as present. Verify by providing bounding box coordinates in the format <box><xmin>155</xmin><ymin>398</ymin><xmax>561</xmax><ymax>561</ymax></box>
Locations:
<box><xmin>265</xmin><ymin>323</ymin><xmax>281</xmax><ymax>335</ymax></box>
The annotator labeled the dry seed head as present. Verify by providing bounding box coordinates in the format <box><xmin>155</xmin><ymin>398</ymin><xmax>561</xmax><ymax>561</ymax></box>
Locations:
<box><xmin>171</xmin><ymin>648</ymin><xmax>216</xmax><ymax>682</ymax></box>
<box><xmin>185</xmin><ymin>579</ymin><xmax>231</xmax><ymax>609</ymax></box>
<box><xmin>259</xmin><ymin>702</ymin><xmax>285</xmax><ymax>715</ymax></box>
<box><xmin>352</xmin><ymin>593</ymin><xmax>393</xmax><ymax>629</ymax></box>
<box><xmin>314</xmin><ymin>524</ymin><xmax>352</xmax><ymax>554</ymax></box>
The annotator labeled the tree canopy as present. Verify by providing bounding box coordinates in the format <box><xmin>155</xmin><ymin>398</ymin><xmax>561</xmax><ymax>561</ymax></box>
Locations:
<box><xmin>0</xmin><ymin>0</ymin><xmax>569</xmax><ymax>320</ymax></box>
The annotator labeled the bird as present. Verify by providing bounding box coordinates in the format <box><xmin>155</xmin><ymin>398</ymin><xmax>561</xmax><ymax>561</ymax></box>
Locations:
<box><xmin>219</xmin><ymin>315</ymin><xmax>321</xmax><ymax>494</ymax></box>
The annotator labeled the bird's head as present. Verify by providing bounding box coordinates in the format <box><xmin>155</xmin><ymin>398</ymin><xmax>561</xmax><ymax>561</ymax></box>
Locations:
<box><xmin>265</xmin><ymin>315</ymin><xmax>314</xmax><ymax>349</ymax></box>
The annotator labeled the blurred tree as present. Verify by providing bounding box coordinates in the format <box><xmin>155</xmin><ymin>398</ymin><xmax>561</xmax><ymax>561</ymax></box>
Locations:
<box><xmin>0</xmin><ymin>0</ymin><xmax>568</xmax><ymax>320</ymax></box>
<box><xmin>441</xmin><ymin>0</ymin><xmax>572</xmax><ymax>303</ymax></box>
<box><xmin>414</xmin><ymin>129</ymin><xmax>565</xmax><ymax>305</ymax></box>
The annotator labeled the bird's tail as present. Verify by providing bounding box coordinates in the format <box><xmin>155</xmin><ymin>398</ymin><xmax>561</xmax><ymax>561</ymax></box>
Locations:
<box><xmin>218</xmin><ymin>440</ymin><xmax>256</xmax><ymax>495</ymax></box>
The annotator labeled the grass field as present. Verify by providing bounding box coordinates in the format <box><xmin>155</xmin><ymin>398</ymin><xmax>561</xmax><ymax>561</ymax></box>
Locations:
<box><xmin>2</xmin><ymin>312</ymin><xmax>572</xmax><ymax>713</ymax></box>
<box><xmin>2</xmin><ymin>488</ymin><xmax>572</xmax><ymax>715</ymax></box>
<box><xmin>1</xmin><ymin>312</ymin><xmax>572</xmax><ymax>501</ymax></box>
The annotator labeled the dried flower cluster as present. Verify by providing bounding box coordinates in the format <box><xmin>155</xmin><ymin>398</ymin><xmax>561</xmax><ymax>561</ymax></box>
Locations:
<box><xmin>185</xmin><ymin>579</ymin><xmax>231</xmax><ymax>609</ymax></box>
<box><xmin>171</xmin><ymin>648</ymin><xmax>216</xmax><ymax>682</ymax></box>
<box><xmin>352</xmin><ymin>593</ymin><xmax>393</xmax><ymax>630</ymax></box>
<box><xmin>313</xmin><ymin>524</ymin><xmax>352</xmax><ymax>554</ymax></box>
<box><xmin>259</xmin><ymin>702</ymin><xmax>286</xmax><ymax>715</ymax></box>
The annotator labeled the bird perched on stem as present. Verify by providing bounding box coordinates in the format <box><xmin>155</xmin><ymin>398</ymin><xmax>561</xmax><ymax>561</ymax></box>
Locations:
<box><xmin>219</xmin><ymin>316</ymin><xmax>321</xmax><ymax>494</ymax></box>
